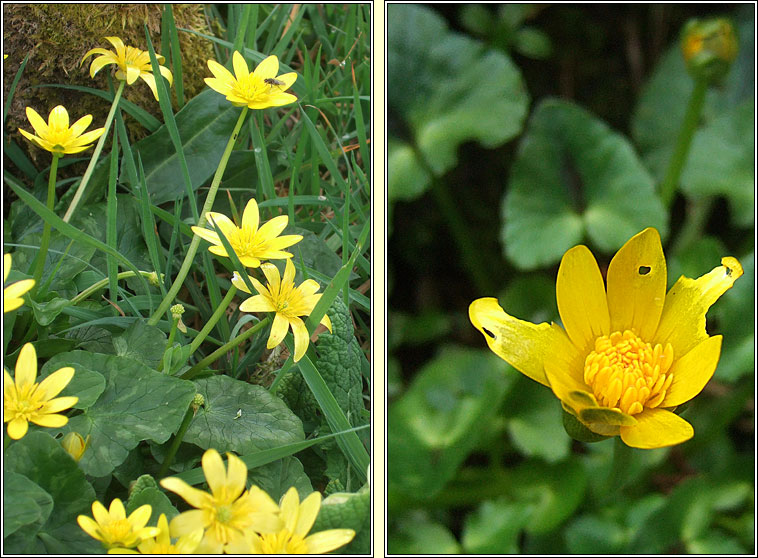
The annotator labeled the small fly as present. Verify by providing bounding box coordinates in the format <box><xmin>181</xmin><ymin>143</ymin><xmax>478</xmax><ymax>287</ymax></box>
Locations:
<box><xmin>264</xmin><ymin>78</ymin><xmax>286</xmax><ymax>88</ymax></box>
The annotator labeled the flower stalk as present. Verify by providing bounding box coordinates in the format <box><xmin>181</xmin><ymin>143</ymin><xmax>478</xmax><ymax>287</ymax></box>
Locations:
<box><xmin>189</xmin><ymin>286</ymin><xmax>237</xmax><ymax>355</ymax></box>
<box><xmin>62</xmin><ymin>80</ymin><xmax>126</xmax><ymax>223</ymax></box>
<box><xmin>71</xmin><ymin>270</ymin><xmax>159</xmax><ymax>305</ymax></box>
<box><xmin>157</xmin><ymin>400</ymin><xmax>196</xmax><ymax>479</ymax></box>
<box><xmin>181</xmin><ymin>316</ymin><xmax>270</xmax><ymax>380</ymax></box>
<box><xmin>658</xmin><ymin>77</ymin><xmax>708</xmax><ymax>208</ymax></box>
<box><xmin>148</xmin><ymin>107</ymin><xmax>249</xmax><ymax>327</ymax></box>
<box><xmin>31</xmin><ymin>153</ymin><xmax>61</xmax><ymax>286</ymax></box>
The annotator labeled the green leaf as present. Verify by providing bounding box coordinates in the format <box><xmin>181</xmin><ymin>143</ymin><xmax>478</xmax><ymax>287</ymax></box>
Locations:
<box><xmin>388</xmin><ymin>512</ymin><xmax>461</xmax><ymax>554</ymax></box>
<box><xmin>503</xmin><ymin>98</ymin><xmax>667</xmax><ymax>269</ymax></box>
<box><xmin>39</xmin><ymin>356</ymin><xmax>105</xmax><ymax>410</ymax></box>
<box><xmin>4</xmin><ymin>432</ymin><xmax>99</xmax><ymax>554</ymax></box>
<box><xmin>2</xmin><ymin>471</ymin><xmax>53</xmax><ymax>539</ymax></box>
<box><xmin>126</xmin><ymin>477</ymin><xmax>179</xmax><ymax>525</ymax></box>
<box><xmin>311</xmin><ymin>484</ymin><xmax>370</xmax><ymax>555</ymax></box>
<box><xmin>30</xmin><ymin>295</ymin><xmax>71</xmax><ymax>327</ymax></box>
<box><xmin>247</xmin><ymin>456</ymin><xmax>313</xmax><ymax>504</ymax></box>
<box><xmin>565</xmin><ymin>515</ymin><xmax>627</xmax><ymax>554</ymax></box>
<box><xmin>387</xmin><ymin>4</ymin><xmax>529</xmax><ymax>202</ymax></box>
<box><xmin>47</xmin><ymin>351</ymin><xmax>196</xmax><ymax>477</ymax></box>
<box><xmin>462</xmin><ymin>499</ymin><xmax>534</xmax><ymax>554</ymax></box>
<box><xmin>121</xmin><ymin>89</ymin><xmax>240</xmax><ymax>205</ymax></box>
<box><xmin>111</xmin><ymin>319</ymin><xmax>167</xmax><ymax>369</ymax></box>
<box><xmin>388</xmin><ymin>346</ymin><xmax>514</xmax><ymax>498</ymax></box>
<box><xmin>185</xmin><ymin>375</ymin><xmax>305</xmax><ymax>455</ymax></box>
<box><xmin>680</xmin><ymin>101</ymin><xmax>754</xmax><ymax>226</ymax></box>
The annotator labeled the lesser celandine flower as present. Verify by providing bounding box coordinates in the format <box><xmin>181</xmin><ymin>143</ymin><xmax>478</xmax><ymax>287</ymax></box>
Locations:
<box><xmin>4</xmin><ymin>343</ymin><xmax>78</xmax><ymax>440</ymax></box>
<box><xmin>61</xmin><ymin>431</ymin><xmax>90</xmax><ymax>462</ymax></box>
<box><xmin>18</xmin><ymin>105</ymin><xmax>105</xmax><ymax>156</ymax></box>
<box><xmin>233</xmin><ymin>259</ymin><xmax>333</xmax><ymax>362</ymax></box>
<box><xmin>191</xmin><ymin>198</ymin><xmax>302</xmax><ymax>268</ymax></box>
<box><xmin>77</xmin><ymin>499</ymin><xmax>160</xmax><ymax>550</ymax></box>
<box><xmin>205</xmin><ymin>50</ymin><xmax>297</xmax><ymax>109</ymax></box>
<box><xmin>226</xmin><ymin>487</ymin><xmax>356</xmax><ymax>554</ymax></box>
<box><xmin>470</xmin><ymin>228</ymin><xmax>743</xmax><ymax>449</ymax></box>
<box><xmin>160</xmin><ymin>448</ymin><xmax>281</xmax><ymax>554</ymax></box>
<box><xmin>81</xmin><ymin>36</ymin><xmax>173</xmax><ymax>101</ymax></box>
<box><xmin>4</xmin><ymin>253</ymin><xmax>35</xmax><ymax>312</ymax></box>
<box><xmin>108</xmin><ymin>513</ymin><xmax>203</xmax><ymax>555</ymax></box>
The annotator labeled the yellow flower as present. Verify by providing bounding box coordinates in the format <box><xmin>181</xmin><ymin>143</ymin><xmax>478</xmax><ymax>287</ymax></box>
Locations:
<box><xmin>4</xmin><ymin>343</ymin><xmax>78</xmax><ymax>440</ymax></box>
<box><xmin>107</xmin><ymin>513</ymin><xmax>203</xmax><ymax>555</ymax></box>
<box><xmin>18</xmin><ymin>106</ymin><xmax>105</xmax><ymax>156</ymax></box>
<box><xmin>205</xmin><ymin>51</ymin><xmax>297</xmax><ymax>109</ymax></box>
<box><xmin>160</xmin><ymin>448</ymin><xmax>281</xmax><ymax>554</ymax></box>
<box><xmin>233</xmin><ymin>258</ymin><xmax>333</xmax><ymax>362</ymax></box>
<box><xmin>61</xmin><ymin>431</ymin><xmax>90</xmax><ymax>462</ymax></box>
<box><xmin>191</xmin><ymin>198</ymin><xmax>302</xmax><ymax>268</ymax></box>
<box><xmin>470</xmin><ymin>228</ymin><xmax>743</xmax><ymax>449</ymax></box>
<box><xmin>226</xmin><ymin>487</ymin><xmax>356</xmax><ymax>554</ymax></box>
<box><xmin>81</xmin><ymin>36</ymin><xmax>173</xmax><ymax>101</ymax></box>
<box><xmin>77</xmin><ymin>498</ymin><xmax>160</xmax><ymax>550</ymax></box>
<box><xmin>4</xmin><ymin>253</ymin><xmax>35</xmax><ymax>312</ymax></box>
<box><xmin>681</xmin><ymin>18</ymin><xmax>738</xmax><ymax>83</ymax></box>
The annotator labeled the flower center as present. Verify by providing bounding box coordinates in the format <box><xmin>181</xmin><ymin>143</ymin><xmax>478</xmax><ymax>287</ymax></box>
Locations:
<box><xmin>215</xmin><ymin>504</ymin><xmax>233</xmax><ymax>525</ymax></box>
<box><xmin>583</xmin><ymin>330</ymin><xmax>674</xmax><ymax>415</ymax></box>
<box><xmin>258</xmin><ymin>530</ymin><xmax>308</xmax><ymax>554</ymax></box>
<box><xmin>104</xmin><ymin>518</ymin><xmax>134</xmax><ymax>544</ymax></box>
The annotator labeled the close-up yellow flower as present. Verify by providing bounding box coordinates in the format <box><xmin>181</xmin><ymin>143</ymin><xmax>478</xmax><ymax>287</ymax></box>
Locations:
<box><xmin>233</xmin><ymin>258</ymin><xmax>333</xmax><ymax>362</ymax></box>
<box><xmin>108</xmin><ymin>513</ymin><xmax>203</xmax><ymax>555</ymax></box>
<box><xmin>18</xmin><ymin>105</ymin><xmax>105</xmax><ymax>156</ymax></box>
<box><xmin>191</xmin><ymin>198</ymin><xmax>303</xmax><ymax>268</ymax></box>
<box><xmin>4</xmin><ymin>342</ymin><xmax>78</xmax><ymax>440</ymax></box>
<box><xmin>61</xmin><ymin>431</ymin><xmax>90</xmax><ymax>462</ymax></box>
<box><xmin>470</xmin><ymin>228</ymin><xmax>743</xmax><ymax>449</ymax></box>
<box><xmin>205</xmin><ymin>50</ymin><xmax>297</xmax><ymax>109</ymax></box>
<box><xmin>77</xmin><ymin>499</ymin><xmax>160</xmax><ymax>550</ymax></box>
<box><xmin>159</xmin><ymin>448</ymin><xmax>281</xmax><ymax>554</ymax></box>
<box><xmin>226</xmin><ymin>486</ymin><xmax>356</xmax><ymax>554</ymax></box>
<box><xmin>4</xmin><ymin>253</ymin><xmax>35</xmax><ymax>312</ymax></box>
<box><xmin>81</xmin><ymin>36</ymin><xmax>173</xmax><ymax>101</ymax></box>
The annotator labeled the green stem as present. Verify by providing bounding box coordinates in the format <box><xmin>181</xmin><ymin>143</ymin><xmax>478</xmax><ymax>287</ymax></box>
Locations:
<box><xmin>62</xmin><ymin>80</ymin><xmax>126</xmax><ymax>223</ymax></box>
<box><xmin>157</xmin><ymin>315</ymin><xmax>180</xmax><ymax>373</ymax></box>
<box><xmin>659</xmin><ymin>78</ymin><xmax>708</xmax><ymax>208</ymax></box>
<box><xmin>158</xmin><ymin>403</ymin><xmax>196</xmax><ymax>479</ymax></box>
<box><xmin>604</xmin><ymin>437</ymin><xmax>633</xmax><ymax>499</ymax></box>
<box><xmin>71</xmin><ymin>270</ymin><xmax>157</xmax><ymax>305</ymax></box>
<box><xmin>181</xmin><ymin>316</ymin><xmax>269</xmax><ymax>380</ymax></box>
<box><xmin>31</xmin><ymin>153</ymin><xmax>61</xmax><ymax>286</ymax></box>
<box><xmin>670</xmin><ymin>196</ymin><xmax>714</xmax><ymax>256</ymax></box>
<box><xmin>189</xmin><ymin>286</ymin><xmax>237</xmax><ymax>355</ymax></box>
<box><xmin>147</xmin><ymin>107</ymin><xmax>249</xmax><ymax>327</ymax></box>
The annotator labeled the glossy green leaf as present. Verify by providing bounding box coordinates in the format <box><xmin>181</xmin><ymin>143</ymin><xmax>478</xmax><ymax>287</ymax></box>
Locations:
<box><xmin>503</xmin><ymin>98</ymin><xmax>667</xmax><ymax>269</ymax></box>
<box><xmin>110</xmin><ymin>320</ymin><xmax>167</xmax><ymax>370</ymax></box>
<box><xmin>121</xmin><ymin>89</ymin><xmax>240</xmax><ymax>205</ymax></box>
<box><xmin>388</xmin><ymin>346</ymin><xmax>514</xmax><ymax>498</ymax></box>
<box><xmin>462</xmin><ymin>499</ymin><xmax>534</xmax><ymax>554</ymax></box>
<box><xmin>311</xmin><ymin>483</ymin><xmax>370</xmax><ymax>555</ymax></box>
<box><xmin>565</xmin><ymin>515</ymin><xmax>627</xmax><ymax>554</ymax></box>
<box><xmin>388</xmin><ymin>512</ymin><xmax>461</xmax><ymax>554</ymax></box>
<box><xmin>48</xmin><ymin>351</ymin><xmax>196</xmax><ymax>477</ymax></box>
<box><xmin>247</xmin><ymin>457</ymin><xmax>313</xmax><ymax>504</ymax></box>
<box><xmin>185</xmin><ymin>375</ymin><xmax>305</xmax><ymax>455</ymax></box>
<box><xmin>39</xmin><ymin>356</ymin><xmax>105</xmax><ymax>410</ymax></box>
<box><xmin>387</xmin><ymin>4</ymin><xmax>529</xmax><ymax>202</ymax></box>
<box><xmin>4</xmin><ymin>432</ymin><xmax>98</xmax><ymax>554</ymax></box>
<box><xmin>2</xmin><ymin>471</ymin><xmax>53</xmax><ymax>539</ymax></box>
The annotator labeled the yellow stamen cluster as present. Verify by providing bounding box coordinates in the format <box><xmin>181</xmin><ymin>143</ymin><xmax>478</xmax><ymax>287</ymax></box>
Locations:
<box><xmin>584</xmin><ymin>330</ymin><xmax>674</xmax><ymax>415</ymax></box>
<box><xmin>257</xmin><ymin>530</ymin><xmax>308</xmax><ymax>554</ymax></box>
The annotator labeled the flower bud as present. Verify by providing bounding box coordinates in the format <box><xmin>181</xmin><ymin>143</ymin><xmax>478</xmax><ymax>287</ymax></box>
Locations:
<box><xmin>191</xmin><ymin>393</ymin><xmax>205</xmax><ymax>415</ymax></box>
<box><xmin>681</xmin><ymin>18</ymin><xmax>738</xmax><ymax>84</ymax></box>
<box><xmin>61</xmin><ymin>432</ymin><xmax>90</xmax><ymax>462</ymax></box>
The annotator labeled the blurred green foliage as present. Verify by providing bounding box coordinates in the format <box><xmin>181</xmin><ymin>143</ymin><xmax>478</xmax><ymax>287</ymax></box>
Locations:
<box><xmin>388</xmin><ymin>3</ymin><xmax>754</xmax><ymax>554</ymax></box>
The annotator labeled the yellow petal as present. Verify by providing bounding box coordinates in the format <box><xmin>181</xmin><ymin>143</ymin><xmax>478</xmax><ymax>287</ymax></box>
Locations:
<box><xmin>556</xmin><ymin>244</ymin><xmax>610</xmax><ymax>354</ymax></box>
<box><xmin>619</xmin><ymin>407</ymin><xmax>693</xmax><ymax>448</ymax></box>
<box><xmin>260</xmin><ymin>263</ymin><xmax>282</xmax><ymax>295</ymax></box>
<box><xmin>15</xmin><ymin>343</ymin><xmax>38</xmax><ymax>389</ymax></box>
<box><xmin>662</xmin><ymin>335</ymin><xmax>722</xmax><ymax>407</ymax></box>
<box><xmin>139</xmin><ymin>72</ymin><xmax>160</xmax><ymax>101</ymax></box>
<box><xmin>241</xmin><ymin>198</ymin><xmax>260</xmax><ymax>232</ymax></box>
<box><xmin>25</xmin><ymin>106</ymin><xmax>49</xmax><ymax>136</ymax></box>
<box><xmin>257</xmin><ymin>215</ymin><xmax>289</xmax><ymax>241</ymax></box>
<box><xmin>469</xmin><ymin>297</ymin><xmax>577</xmax><ymax>386</ymax></box>
<box><xmin>252</xmin><ymin>92</ymin><xmax>298</xmax><ymax>108</ymax></box>
<box><xmin>654</xmin><ymin>257</ymin><xmax>743</xmax><ymax>358</ymax></box>
<box><xmin>109</xmin><ymin>498</ymin><xmax>127</xmax><ymax>520</ymax></box>
<box><xmin>4</xmin><ymin>253</ymin><xmax>11</xmax><ymax>282</ymax></box>
<box><xmin>295</xmin><ymin>491</ymin><xmax>321</xmax><ymax>536</ymax></box>
<box><xmin>254</xmin><ymin>55</ymin><xmax>279</xmax><ymax>79</ymax></box>
<box><xmin>232</xmin><ymin>51</ymin><xmax>250</xmax><ymax>80</ymax></box>
<box><xmin>275</xmin><ymin>72</ymin><xmax>298</xmax><ymax>89</ymax></box>
<box><xmin>282</xmin><ymin>258</ymin><xmax>296</xmax><ymax>286</ymax></box>
<box><xmin>7</xmin><ymin>417</ymin><xmax>29</xmax><ymax>439</ymax></box>
<box><xmin>279</xmin><ymin>487</ymin><xmax>300</xmax><ymax>532</ymax></box>
<box><xmin>48</xmin><ymin>105</ymin><xmax>70</xmax><ymax>130</ymax></box>
<box><xmin>231</xmin><ymin>272</ymin><xmax>253</xmax><ymax>294</ymax></box>
<box><xmin>77</xmin><ymin>514</ymin><xmax>104</xmax><ymax>542</ymax></box>
<box><xmin>190</xmin><ymin>226</ymin><xmax>220</xmax><ymax>246</ymax></box>
<box><xmin>92</xmin><ymin>499</ymin><xmax>111</xmax><ymax>524</ymax></box>
<box><xmin>125</xmin><ymin>64</ymin><xmax>141</xmax><ymax>85</ymax></box>
<box><xmin>37</xmin><ymin>366</ymin><xmax>74</xmax><ymax>399</ymax></box>
<box><xmin>239</xmin><ymin>294</ymin><xmax>275</xmax><ymax>313</ymax></box>
<box><xmin>201</xmin><ymin>449</ymin><xmax>227</xmax><ymax>497</ymax></box>
<box><xmin>169</xmin><ymin>509</ymin><xmax>208</xmax><ymax>537</ymax></box>
<box><xmin>290</xmin><ymin>316</ymin><xmax>309</xmax><ymax>362</ymax></box>
<box><xmin>305</xmin><ymin>529</ymin><xmax>356</xmax><ymax>554</ymax></box>
<box><xmin>160</xmin><ymin>478</ymin><xmax>212</xmax><ymax>510</ymax></box>
<box><xmin>224</xmin><ymin>452</ymin><xmax>248</xmax><ymax>501</ymax></box>
<box><xmin>204</xmin><ymin>77</ymin><xmax>234</xmax><ymax>96</ymax></box>
<box><xmin>606</xmin><ymin>228</ymin><xmax>667</xmax><ymax>340</ymax></box>
<box><xmin>127</xmin><ymin>504</ymin><xmax>153</xmax><ymax>530</ymax></box>
<box><xmin>268</xmin><ymin>313</ymin><xmax>290</xmax><ymax>349</ymax></box>
<box><xmin>41</xmin><ymin>396</ymin><xmax>78</xmax><ymax>414</ymax></box>
<box><xmin>5</xmin><ymin>278</ymin><xmax>35</xmax><ymax>299</ymax></box>
<box><xmin>206</xmin><ymin>212</ymin><xmax>238</xmax><ymax>240</ymax></box>
<box><xmin>320</xmin><ymin>313</ymin><xmax>333</xmax><ymax>333</ymax></box>
<box><xmin>207</xmin><ymin>58</ymin><xmax>235</xmax><ymax>82</ymax></box>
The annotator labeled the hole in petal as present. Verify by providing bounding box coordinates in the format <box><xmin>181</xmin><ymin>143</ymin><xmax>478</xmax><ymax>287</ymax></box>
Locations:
<box><xmin>482</xmin><ymin>327</ymin><xmax>496</xmax><ymax>339</ymax></box>
<box><xmin>638</xmin><ymin>265</ymin><xmax>651</xmax><ymax>275</ymax></box>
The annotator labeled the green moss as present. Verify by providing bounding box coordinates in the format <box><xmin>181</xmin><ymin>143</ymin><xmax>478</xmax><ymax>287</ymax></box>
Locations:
<box><xmin>2</xmin><ymin>4</ymin><xmax>214</xmax><ymax>168</ymax></box>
